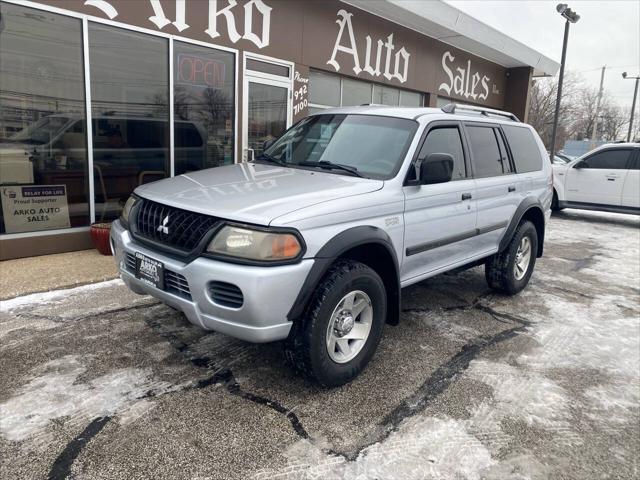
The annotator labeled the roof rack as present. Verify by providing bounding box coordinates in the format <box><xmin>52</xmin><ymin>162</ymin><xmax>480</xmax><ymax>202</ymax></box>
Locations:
<box><xmin>441</xmin><ymin>103</ymin><xmax>520</xmax><ymax>122</ymax></box>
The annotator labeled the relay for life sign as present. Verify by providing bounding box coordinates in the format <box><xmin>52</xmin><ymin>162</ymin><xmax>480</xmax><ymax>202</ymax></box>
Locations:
<box><xmin>1</xmin><ymin>185</ymin><xmax>71</xmax><ymax>233</ymax></box>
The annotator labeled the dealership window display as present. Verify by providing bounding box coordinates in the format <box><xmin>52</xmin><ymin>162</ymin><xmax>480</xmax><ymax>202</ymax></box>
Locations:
<box><xmin>0</xmin><ymin>2</ymin><xmax>238</xmax><ymax>234</ymax></box>
<box><xmin>174</xmin><ymin>42</ymin><xmax>235</xmax><ymax>175</ymax></box>
<box><xmin>89</xmin><ymin>24</ymin><xmax>170</xmax><ymax>222</ymax></box>
<box><xmin>309</xmin><ymin>70</ymin><xmax>423</xmax><ymax>112</ymax></box>
<box><xmin>0</xmin><ymin>3</ymin><xmax>88</xmax><ymax>234</ymax></box>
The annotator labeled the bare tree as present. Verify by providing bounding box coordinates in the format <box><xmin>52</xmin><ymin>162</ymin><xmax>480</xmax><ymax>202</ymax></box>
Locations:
<box><xmin>528</xmin><ymin>72</ymin><xmax>581</xmax><ymax>151</ymax></box>
<box><xmin>528</xmin><ymin>72</ymin><xmax>635</xmax><ymax>148</ymax></box>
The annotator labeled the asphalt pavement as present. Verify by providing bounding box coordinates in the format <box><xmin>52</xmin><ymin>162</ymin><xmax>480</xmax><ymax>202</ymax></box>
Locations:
<box><xmin>1</xmin><ymin>209</ymin><xmax>638</xmax><ymax>479</ymax></box>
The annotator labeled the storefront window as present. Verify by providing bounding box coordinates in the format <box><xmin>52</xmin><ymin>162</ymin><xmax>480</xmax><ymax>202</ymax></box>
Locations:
<box><xmin>309</xmin><ymin>70</ymin><xmax>423</xmax><ymax>111</ymax></box>
<box><xmin>342</xmin><ymin>78</ymin><xmax>373</xmax><ymax>106</ymax></box>
<box><xmin>0</xmin><ymin>3</ymin><xmax>88</xmax><ymax>234</ymax></box>
<box><xmin>174</xmin><ymin>42</ymin><xmax>234</xmax><ymax>175</ymax></box>
<box><xmin>309</xmin><ymin>70</ymin><xmax>340</xmax><ymax>108</ymax></box>
<box><xmin>89</xmin><ymin>24</ymin><xmax>169</xmax><ymax>222</ymax></box>
<box><xmin>400</xmin><ymin>91</ymin><xmax>424</xmax><ymax>107</ymax></box>
<box><xmin>373</xmin><ymin>85</ymin><xmax>400</xmax><ymax>106</ymax></box>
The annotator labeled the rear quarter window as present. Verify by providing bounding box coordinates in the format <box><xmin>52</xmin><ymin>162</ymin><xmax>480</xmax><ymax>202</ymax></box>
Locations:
<box><xmin>502</xmin><ymin>125</ymin><xmax>542</xmax><ymax>173</ymax></box>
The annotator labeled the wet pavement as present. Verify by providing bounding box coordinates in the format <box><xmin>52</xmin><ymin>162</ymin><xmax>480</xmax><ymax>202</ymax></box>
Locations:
<box><xmin>1</xmin><ymin>209</ymin><xmax>638</xmax><ymax>479</ymax></box>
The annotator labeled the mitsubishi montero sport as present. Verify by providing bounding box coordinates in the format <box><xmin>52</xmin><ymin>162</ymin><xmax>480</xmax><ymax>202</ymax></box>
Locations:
<box><xmin>111</xmin><ymin>104</ymin><xmax>552</xmax><ymax>386</ymax></box>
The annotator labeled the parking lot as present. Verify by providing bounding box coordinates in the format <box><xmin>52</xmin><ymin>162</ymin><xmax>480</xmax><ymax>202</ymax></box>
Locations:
<box><xmin>1</xmin><ymin>210</ymin><xmax>639</xmax><ymax>480</ymax></box>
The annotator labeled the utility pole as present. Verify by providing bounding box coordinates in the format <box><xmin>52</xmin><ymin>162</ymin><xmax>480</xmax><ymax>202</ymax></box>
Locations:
<box><xmin>590</xmin><ymin>66</ymin><xmax>606</xmax><ymax>143</ymax></box>
<box><xmin>622</xmin><ymin>73</ymin><xmax>640</xmax><ymax>142</ymax></box>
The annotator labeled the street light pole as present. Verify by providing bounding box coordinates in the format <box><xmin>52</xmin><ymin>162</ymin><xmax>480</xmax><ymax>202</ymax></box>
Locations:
<box><xmin>622</xmin><ymin>72</ymin><xmax>640</xmax><ymax>142</ymax></box>
<box><xmin>549</xmin><ymin>4</ymin><xmax>580</xmax><ymax>160</ymax></box>
<box><xmin>550</xmin><ymin>20</ymin><xmax>570</xmax><ymax>160</ymax></box>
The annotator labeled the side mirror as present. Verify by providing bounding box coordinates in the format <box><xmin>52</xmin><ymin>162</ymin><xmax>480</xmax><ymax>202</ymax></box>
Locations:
<box><xmin>574</xmin><ymin>160</ymin><xmax>586</xmax><ymax>169</ymax></box>
<box><xmin>263</xmin><ymin>138</ymin><xmax>275</xmax><ymax>151</ymax></box>
<box><xmin>419</xmin><ymin>153</ymin><xmax>454</xmax><ymax>185</ymax></box>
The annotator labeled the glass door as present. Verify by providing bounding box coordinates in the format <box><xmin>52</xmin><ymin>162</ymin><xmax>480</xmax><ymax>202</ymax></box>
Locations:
<box><xmin>243</xmin><ymin>55</ymin><xmax>292</xmax><ymax>162</ymax></box>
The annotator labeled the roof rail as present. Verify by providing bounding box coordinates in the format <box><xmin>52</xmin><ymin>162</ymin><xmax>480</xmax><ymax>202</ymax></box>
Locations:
<box><xmin>441</xmin><ymin>103</ymin><xmax>520</xmax><ymax>122</ymax></box>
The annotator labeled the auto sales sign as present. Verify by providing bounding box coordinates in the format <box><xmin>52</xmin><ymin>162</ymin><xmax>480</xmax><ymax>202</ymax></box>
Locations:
<box><xmin>1</xmin><ymin>185</ymin><xmax>71</xmax><ymax>233</ymax></box>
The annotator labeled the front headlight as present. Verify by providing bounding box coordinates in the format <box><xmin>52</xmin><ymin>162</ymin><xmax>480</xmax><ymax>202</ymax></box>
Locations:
<box><xmin>120</xmin><ymin>195</ymin><xmax>137</xmax><ymax>224</ymax></box>
<box><xmin>206</xmin><ymin>225</ymin><xmax>302</xmax><ymax>262</ymax></box>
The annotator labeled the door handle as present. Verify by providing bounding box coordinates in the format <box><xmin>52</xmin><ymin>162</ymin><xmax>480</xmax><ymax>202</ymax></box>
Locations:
<box><xmin>508</xmin><ymin>186</ymin><xmax>516</xmax><ymax>192</ymax></box>
<box><xmin>607</xmin><ymin>178</ymin><xmax>616</xmax><ymax>181</ymax></box>
<box><xmin>461</xmin><ymin>193</ymin><xmax>472</xmax><ymax>200</ymax></box>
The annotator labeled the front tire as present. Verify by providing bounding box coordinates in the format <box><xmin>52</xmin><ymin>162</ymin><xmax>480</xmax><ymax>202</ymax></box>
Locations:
<box><xmin>485</xmin><ymin>220</ymin><xmax>538</xmax><ymax>295</ymax></box>
<box><xmin>284</xmin><ymin>260</ymin><xmax>387</xmax><ymax>387</ymax></box>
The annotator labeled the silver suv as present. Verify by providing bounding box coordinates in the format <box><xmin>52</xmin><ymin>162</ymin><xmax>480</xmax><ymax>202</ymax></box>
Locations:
<box><xmin>111</xmin><ymin>104</ymin><xmax>552</xmax><ymax>386</ymax></box>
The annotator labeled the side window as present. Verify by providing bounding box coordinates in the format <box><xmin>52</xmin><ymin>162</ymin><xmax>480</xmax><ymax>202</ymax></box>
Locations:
<box><xmin>628</xmin><ymin>152</ymin><xmax>639</xmax><ymax>170</ymax></box>
<box><xmin>580</xmin><ymin>149</ymin><xmax>631</xmax><ymax>169</ymax></box>
<box><xmin>502</xmin><ymin>125</ymin><xmax>543</xmax><ymax>173</ymax></box>
<box><xmin>465</xmin><ymin>125</ymin><xmax>505</xmax><ymax>178</ymax></box>
<box><xmin>416</xmin><ymin>126</ymin><xmax>466</xmax><ymax>181</ymax></box>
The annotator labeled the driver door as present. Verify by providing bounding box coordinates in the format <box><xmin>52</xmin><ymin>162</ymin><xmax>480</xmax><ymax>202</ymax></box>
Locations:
<box><xmin>565</xmin><ymin>148</ymin><xmax>632</xmax><ymax>206</ymax></box>
<box><xmin>402</xmin><ymin>122</ymin><xmax>477</xmax><ymax>283</ymax></box>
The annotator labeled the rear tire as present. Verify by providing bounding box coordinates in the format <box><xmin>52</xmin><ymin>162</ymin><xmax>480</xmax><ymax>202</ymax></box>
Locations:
<box><xmin>485</xmin><ymin>220</ymin><xmax>538</xmax><ymax>295</ymax></box>
<box><xmin>284</xmin><ymin>260</ymin><xmax>386</xmax><ymax>387</ymax></box>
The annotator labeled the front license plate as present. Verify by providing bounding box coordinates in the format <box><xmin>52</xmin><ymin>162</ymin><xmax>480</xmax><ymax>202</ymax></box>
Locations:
<box><xmin>135</xmin><ymin>252</ymin><xmax>164</xmax><ymax>290</ymax></box>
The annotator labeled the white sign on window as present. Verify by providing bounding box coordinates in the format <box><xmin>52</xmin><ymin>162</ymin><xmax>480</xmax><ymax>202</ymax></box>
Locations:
<box><xmin>1</xmin><ymin>185</ymin><xmax>71</xmax><ymax>233</ymax></box>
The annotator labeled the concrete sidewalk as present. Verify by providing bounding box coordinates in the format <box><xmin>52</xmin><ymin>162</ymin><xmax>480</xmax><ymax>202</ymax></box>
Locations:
<box><xmin>0</xmin><ymin>249</ymin><xmax>118</xmax><ymax>301</ymax></box>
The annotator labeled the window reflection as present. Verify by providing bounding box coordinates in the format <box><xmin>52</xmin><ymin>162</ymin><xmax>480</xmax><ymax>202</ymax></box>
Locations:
<box><xmin>174</xmin><ymin>42</ymin><xmax>234</xmax><ymax>175</ymax></box>
<box><xmin>248</xmin><ymin>83</ymin><xmax>288</xmax><ymax>159</ymax></box>
<box><xmin>89</xmin><ymin>24</ymin><xmax>169</xmax><ymax>221</ymax></box>
<box><xmin>0</xmin><ymin>3</ymin><xmax>88</xmax><ymax>234</ymax></box>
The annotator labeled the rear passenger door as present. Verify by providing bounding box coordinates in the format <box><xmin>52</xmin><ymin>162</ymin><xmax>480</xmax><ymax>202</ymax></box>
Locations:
<box><xmin>564</xmin><ymin>148</ymin><xmax>632</xmax><ymax>206</ymax></box>
<box><xmin>621</xmin><ymin>150</ymin><xmax>640</xmax><ymax>208</ymax></box>
<box><xmin>464</xmin><ymin>123</ymin><xmax>518</xmax><ymax>255</ymax></box>
<box><xmin>402</xmin><ymin>122</ymin><xmax>478</xmax><ymax>281</ymax></box>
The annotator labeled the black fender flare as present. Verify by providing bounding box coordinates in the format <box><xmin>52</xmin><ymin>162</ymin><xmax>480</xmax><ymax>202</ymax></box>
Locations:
<box><xmin>499</xmin><ymin>196</ymin><xmax>545</xmax><ymax>257</ymax></box>
<box><xmin>287</xmin><ymin>226</ymin><xmax>401</xmax><ymax>325</ymax></box>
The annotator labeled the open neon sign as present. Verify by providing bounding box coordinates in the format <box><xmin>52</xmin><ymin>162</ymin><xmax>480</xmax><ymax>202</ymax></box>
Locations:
<box><xmin>177</xmin><ymin>53</ymin><xmax>226</xmax><ymax>89</ymax></box>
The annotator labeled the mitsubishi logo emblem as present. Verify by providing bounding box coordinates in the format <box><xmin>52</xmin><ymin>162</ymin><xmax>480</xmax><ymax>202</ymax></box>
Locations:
<box><xmin>157</xmin><ymin>215</ymin><xmax>170</xmax><ymax>234</ymax></box>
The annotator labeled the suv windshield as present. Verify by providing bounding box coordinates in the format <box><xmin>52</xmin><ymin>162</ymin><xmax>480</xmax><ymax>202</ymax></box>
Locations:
<box><xmin>260</xmin><ymin>114</ymin><xmax>418</xmax><ymax>179</ymax></box>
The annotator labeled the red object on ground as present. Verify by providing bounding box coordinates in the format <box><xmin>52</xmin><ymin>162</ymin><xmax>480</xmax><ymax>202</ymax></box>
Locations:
<box><xmin>90</xmin><ymin>223</ymin><xmax>113</xmax><ymax>256</ymax></box>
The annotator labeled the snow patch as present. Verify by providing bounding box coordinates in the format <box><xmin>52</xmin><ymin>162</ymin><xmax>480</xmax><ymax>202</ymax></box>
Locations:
<box><xmin>0</xmin><ymin>279</ymin><xmax>123</xmax><ymax>312</ymax></box>
<box><xmin>0</xmin><ymin>355</ymin><xmax>175</xmax><ymax>442</ymax></box>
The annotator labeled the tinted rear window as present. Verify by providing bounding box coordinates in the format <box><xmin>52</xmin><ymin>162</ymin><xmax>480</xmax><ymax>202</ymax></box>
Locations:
<box><xmin>502</xmin><ymin>125</ymin><xmax>542</xmax><ymax>173</ymax></box>
<box><xmin>466</xmin><ymin>126</ymin><xmax>505</xmax><ymax>178</ymax></box>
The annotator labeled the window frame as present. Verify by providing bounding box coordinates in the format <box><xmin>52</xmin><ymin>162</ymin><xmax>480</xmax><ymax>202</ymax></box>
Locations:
<box><xmin>404</xmin><ymin>121</ymin><xmax>471</xmax><ymax>186</ymax></box>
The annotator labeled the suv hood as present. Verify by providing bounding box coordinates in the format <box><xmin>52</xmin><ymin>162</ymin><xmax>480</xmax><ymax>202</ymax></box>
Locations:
<box><xmin>134</xmin><ymin>163</ymin><xmax>383</xmax><ymax>225</ymax></box>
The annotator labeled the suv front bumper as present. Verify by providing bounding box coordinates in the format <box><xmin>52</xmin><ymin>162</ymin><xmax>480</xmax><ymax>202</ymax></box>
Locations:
<box><xmin>110</xmin><ymin>220</ymin><xmax>313</xmax><ymax>343</ymax></box>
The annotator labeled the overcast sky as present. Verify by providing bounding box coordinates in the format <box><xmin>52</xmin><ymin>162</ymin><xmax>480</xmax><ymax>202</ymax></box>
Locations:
<box><xmin>446</xmin><ymin>0</ymin><xmax>640</xmax><ymax>109</ymax></box>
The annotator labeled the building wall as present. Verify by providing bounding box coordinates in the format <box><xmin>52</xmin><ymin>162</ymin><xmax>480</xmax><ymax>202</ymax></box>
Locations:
<box><xmin>0</xmin><ymin>0</ymin><xmax>533</xmax><ymax>260</ymax></box>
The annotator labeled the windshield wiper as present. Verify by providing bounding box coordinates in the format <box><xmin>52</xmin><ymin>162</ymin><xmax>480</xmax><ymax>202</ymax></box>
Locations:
<box><xmin>253</xmin><ymin>153</ymin><xmax>287</xmax><ymax>167</ymax></box>
<box><xmin>299</xmin><ymin>160</ymin><xmax>365</xmax><ymax>178</ymax></box>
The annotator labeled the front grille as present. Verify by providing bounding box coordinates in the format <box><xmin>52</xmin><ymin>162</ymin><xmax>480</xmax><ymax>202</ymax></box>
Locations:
<box><xmin>209</xmin><ymin>281</ymin><xmax>244</xmax><ymax>308</ymax></box>
<box><xmin>134</xmin><ymin>199</ymin><xmax>220</xmax><ymax>252</ymax></box>
<box><xmin>124</xmin><ymin>252</ymin><xmax>192</xmax><ymax>300</ymax></box>
<box><xmin>125</xmin><ymin>252</ymin><xmax>136</xmax><ymax>272</ymax></box>
<box><xmin>164</xmin><ymin>270</ymin><xmax>191</xmax><ymax>300</ymax></box>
